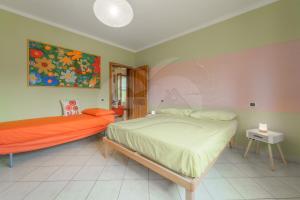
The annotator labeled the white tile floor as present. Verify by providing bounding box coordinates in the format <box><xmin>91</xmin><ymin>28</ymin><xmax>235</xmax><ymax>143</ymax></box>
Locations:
<box><xmin>0</xmin><ymin>135</ymin><xmax>299</xmax><ymax>200</ymax></box>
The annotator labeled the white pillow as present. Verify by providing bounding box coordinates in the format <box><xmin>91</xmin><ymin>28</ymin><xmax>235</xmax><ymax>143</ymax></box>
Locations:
<box><xmin>60</xmin><ymin>100</ymin><xmax>80</xmax><ymax>116</ymax></box>
<box><xmin>190</xmin><ymin>110</ymin><xmax>236</xmax><ymax>121</ymax></box>
<box><xmin>158</xmin><ymin>108</ymin><xmax>193</xmax><ymax>116</ymax></box>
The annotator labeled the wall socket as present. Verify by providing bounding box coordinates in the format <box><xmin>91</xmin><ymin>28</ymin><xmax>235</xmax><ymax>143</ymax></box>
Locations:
<box><xmin>250</xmin><ymin>102</ymin><xmax>255</xmax><ymax>107</ymax></box>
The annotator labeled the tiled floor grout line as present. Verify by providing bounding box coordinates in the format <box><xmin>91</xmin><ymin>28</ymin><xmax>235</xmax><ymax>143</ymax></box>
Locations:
<box><xmin>84</xmin><ymin>180</ymin><xmax>97</xmax><ymax>200</ymax></box>
<box><xmin>202</xmin><ymin>183</ymin><xmax>215</xmax><ymax>200</ymax></box>
<box><xmin>51</xmin><ymin>180</ymin><xmax>71</xmax><ymax>200</ymax></box>
<box><xmin>147</xmin><ymin>169</ymin><xmax>151</xmax><ymax>200</ymax></box>
<box><xmin>117</xmin><ymin>178</ymin><xmax>126</xmax><ymax>200</ymax></box>
<box><xmin>176</xmin><ymin>185</ymin><xmax>182</xmax><ymax>200</ymax></box>
<box><xmin>1</xmin><ymin>138</ymin><xmax>300</xmax><ymax>200</ymax></box>
<box><xmin>208</xmin><ymin>151</ymin><xmax>299</xmax><ymax>200</ymax></box>
<box><xmin>18</xmin><ymin>147</ymin><xmax>99</xmax><ymax>200</ymax></box>
<box><xmin>113</xmin><ymin>158</ymin><xmax>129</xmax><ymax>200</ymax></box>
<box><xmin>0</xmin><ymin>182</ymin><xmax>14</xmax><ymax>194</ymax></box>
<box><xmin>0</xmin><ymin>171</ymin><xmax>32</xmax><ymax>194</ymax></box>
<box><xmin>0</xmin><ymin>181</ymin><xmax>39</xmax><ymax>199</ymax></box>
<box><xmin>225</xmin><ymin>177</ymin><xmax>251</xmax><ymax>200</ymax></box>
<box><xmin>252</xmin><ymin>177</ymin><xmax>300</xmax><ymax>199</ymax></box>
<box><xmin>18</xmin><ymin>165</ymin><xmax>40</xmax><ymax>179</ymax></box>
<box><xmin>275</xmin><ymin>176</ymin><xmax>300</xmax><ymax>195</ymax></box>
<box><xmin>216</xmin><ymin>159</ymin><xmax>300</xmax><ymax>179</ymax></box>
<box><xmin>147</xmin><ymin>175</ymin><xmax>150</xmax><ymax>200</ymax></box>
<box><xmin>21</xmin><ymin>181</ymin><xmax>43</xmax><ymax>200</ymax></box>
<box><xmin>68</xmin><ymin>163</ymin><xmax>89</xmax><ymax>181</ymax></box>
<box><xmin>18</xmin><ymin>164</ymin><xmax>64</xmax><ymax>199</ymax></box>
<box><xmin>93</xmin><ymin>165</ymin><xmax>107</xmax><ymax>181</ymax></box>
<box><xmin>39</xmin><ymin>165</ymin><xmax>62</xmax><ymax>180</ymax></box>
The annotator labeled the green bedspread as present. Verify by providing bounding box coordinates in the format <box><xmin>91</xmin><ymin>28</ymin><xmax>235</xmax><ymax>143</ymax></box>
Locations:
<box><xmin>107</xmin><ymin>114</ymin><xmax>237</xmax><ymax>178</ymax></box>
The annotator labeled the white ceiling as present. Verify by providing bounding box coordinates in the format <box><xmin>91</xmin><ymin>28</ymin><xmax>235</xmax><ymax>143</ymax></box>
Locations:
<box><xmin>0</xmin><ymin>0</ymin><xmax>276</xmax><ymax>52</ymax></box>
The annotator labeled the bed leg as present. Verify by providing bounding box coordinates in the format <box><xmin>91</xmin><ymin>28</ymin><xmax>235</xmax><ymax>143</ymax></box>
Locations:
<box><xmin>185</xmin><ymin>189</ymin><xmax>195</xmax><ymax>200</ymax></box>
<box><xmin>8</xmin><ymin>153</ymin><xmax>13</xmax><ymax>168</ymax></box>
<box><xmin>229</xmin><ymin>138</ymin><xmax>234</xmax><ymax>149</ymax></box>
<box><xmin>103</xmin><ymin>142</ymin><xmax>109</xmax><ymax>158</ymax></box>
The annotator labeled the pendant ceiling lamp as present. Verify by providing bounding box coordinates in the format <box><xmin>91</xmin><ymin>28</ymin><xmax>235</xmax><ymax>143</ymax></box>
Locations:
<box><xmin>93</xmin><ymin>0</ymin><xmax>134</xmax><ymax>28</ymax></box>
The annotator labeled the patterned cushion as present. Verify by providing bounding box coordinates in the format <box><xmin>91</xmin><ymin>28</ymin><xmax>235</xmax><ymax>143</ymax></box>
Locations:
<box><xmin>61</xmin><ymin>100</ymin><xmax>80</xmax><ymax>116</ymax></box>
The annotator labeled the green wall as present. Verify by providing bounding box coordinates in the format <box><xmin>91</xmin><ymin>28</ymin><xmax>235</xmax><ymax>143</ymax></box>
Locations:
<box><xmin>136</xmin><ymin>0</ymin><xmax>300</xmax><ymax>161</ymax></box>
<box><xmin>0</xmin><ymin>10</ymin><xmax>135</xmax><ymax>121</ymax></box>
<box><xmin>1</xmin><ymin>0</ymin><xmax>299</xmax><ymax>161</ymax></box>
<box><xmin>136</xmin><ymin>0</ymin><xmax>300</xmax><ymax>66</ymax></box>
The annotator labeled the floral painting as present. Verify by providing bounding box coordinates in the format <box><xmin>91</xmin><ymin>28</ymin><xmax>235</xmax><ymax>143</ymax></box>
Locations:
<box><xmin>28</xmin><ymin>40</ymin><xmax>101</xmax><ymax>88</ymax></box>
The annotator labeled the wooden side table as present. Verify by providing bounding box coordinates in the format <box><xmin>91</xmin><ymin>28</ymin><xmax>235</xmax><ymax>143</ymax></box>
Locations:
<box><xmin>244</xmin><ymin>129</ymin><xmax>287</xmax><ymax>171</ymax></box>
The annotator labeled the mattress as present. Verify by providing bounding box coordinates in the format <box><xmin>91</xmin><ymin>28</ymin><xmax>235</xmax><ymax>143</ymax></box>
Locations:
<box><xmin>0</xmin><ymin>114</ymin><xmax>114</xmax><ymax>146</ymax></box>
<box><xmin>107</xmin><ymin>114</ymin><xmax>237</xmax><ymax>178</ymax></box>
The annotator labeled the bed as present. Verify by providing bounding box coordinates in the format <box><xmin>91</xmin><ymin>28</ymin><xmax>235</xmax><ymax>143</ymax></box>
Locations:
<box><xmin>0</xmin><ymin>112</ymin><xmax>114</xmax><ymax>167</ymax></box>
<box><xmin>103</xmin><ymin>110</ymin><xmax>237</xmax><ymax>200</ymax></box>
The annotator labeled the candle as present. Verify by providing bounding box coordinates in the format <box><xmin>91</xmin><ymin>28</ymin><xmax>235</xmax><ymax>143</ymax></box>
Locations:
<box><xmin>259</xmin><ymin>123</ymin><xmax>268</xmax><ymax>132</ymax></box>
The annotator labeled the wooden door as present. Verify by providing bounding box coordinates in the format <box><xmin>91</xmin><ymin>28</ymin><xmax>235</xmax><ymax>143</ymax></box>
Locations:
<box><xmin>128</xmin><ymin>65</ymin><xmax>148</xmax><ymax>119</ymax></box>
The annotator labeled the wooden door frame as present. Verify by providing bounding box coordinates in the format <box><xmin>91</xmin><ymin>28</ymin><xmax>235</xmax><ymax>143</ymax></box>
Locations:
<box><xmin>135</xmin><ymin>65</ymin><xmax>149</xmax><ymax>115</ymax></box>
<box><xmin>109</xmin><ymin>62</ymin><xmax>132</xmax><ymax>109</ymax></box>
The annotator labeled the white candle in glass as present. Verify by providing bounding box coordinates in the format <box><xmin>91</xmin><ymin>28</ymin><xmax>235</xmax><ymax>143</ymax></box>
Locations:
<box><xmin>259</xmin><ymin>123</ymin><xmax>268</xmax><ymax>132</ymax></box>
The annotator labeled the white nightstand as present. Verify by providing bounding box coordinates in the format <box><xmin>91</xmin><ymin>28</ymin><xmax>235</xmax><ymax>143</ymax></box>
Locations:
<box><xmin>244</xmin><ymin>129</ymin><xmax>287</xmax><ymax>170</ymax></box>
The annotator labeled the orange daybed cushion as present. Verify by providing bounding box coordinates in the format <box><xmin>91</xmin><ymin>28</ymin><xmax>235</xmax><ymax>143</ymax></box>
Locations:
<box><xmin>82</xmin><ymin>108</ymin><xmax>115</xmax><ymax>116</ymax></box>
<box><xmin>0</xmin><ymin>113</ymin><xmax>114</xmax><ymax>154</ymax></box>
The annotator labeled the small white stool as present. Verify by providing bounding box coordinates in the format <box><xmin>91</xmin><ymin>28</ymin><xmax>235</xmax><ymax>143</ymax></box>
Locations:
<box><xmin>244</xmin><ymin>129</ymin><xmax>287</xmax><ymax>171</ymax></box>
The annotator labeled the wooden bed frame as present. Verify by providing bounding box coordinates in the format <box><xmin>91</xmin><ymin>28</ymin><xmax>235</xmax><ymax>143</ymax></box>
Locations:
<box><xmin>102</xmin><ymin>136</ymin><xmax>234</xmax><ymax>200</ymax></box>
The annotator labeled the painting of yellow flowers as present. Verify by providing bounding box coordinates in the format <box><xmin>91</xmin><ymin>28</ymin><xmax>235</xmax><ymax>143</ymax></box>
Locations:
<box><xmin>28</xmin><ymin>40</ymin><xmax>101</xmax><ymax>88</ymax></box>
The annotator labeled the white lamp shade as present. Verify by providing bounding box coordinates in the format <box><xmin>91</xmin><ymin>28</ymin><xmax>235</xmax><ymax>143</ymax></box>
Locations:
<box><xmin>93</xmin><ymin>0</ymin><xmax>134</xmax><ymax>28</ymax></box>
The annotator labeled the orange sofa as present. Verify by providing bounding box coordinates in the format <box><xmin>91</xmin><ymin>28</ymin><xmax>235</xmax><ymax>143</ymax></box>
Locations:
<box><xmin>0</xmin><ymin>113</ymin><xmax>114</xmax><ymax>167</ymax></box>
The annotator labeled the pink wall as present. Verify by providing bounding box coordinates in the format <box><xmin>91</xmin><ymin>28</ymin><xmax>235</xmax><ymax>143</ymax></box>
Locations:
<box><xmin>149</xmin><ymin>40</ymin><xmax>300</xmax><ymax>112</ymax></box>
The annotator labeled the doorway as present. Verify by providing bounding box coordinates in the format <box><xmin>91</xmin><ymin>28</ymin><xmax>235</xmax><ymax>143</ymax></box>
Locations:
<box><xmin>109</xmin><ymin>62</ymin><xmax>148</xmax><ymax>120</ymax></box>
<box><xmin>110</xmin><ymin>63</ymin><xmax>129</xmax><ymax>121</ymax></box>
